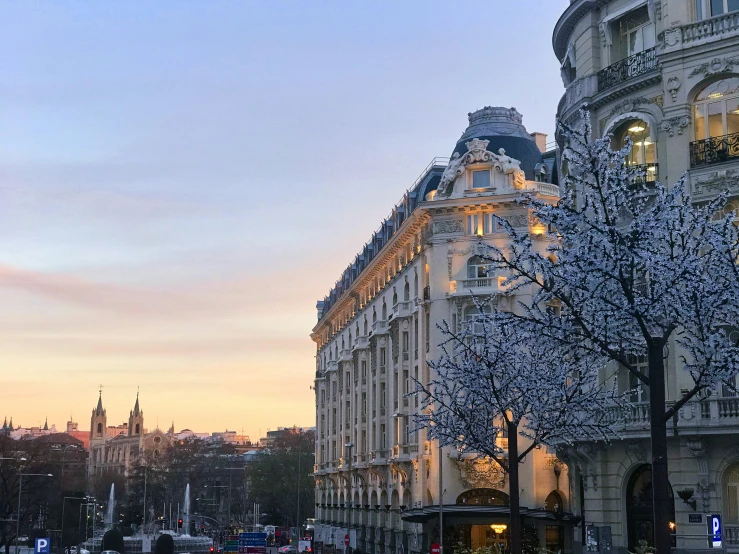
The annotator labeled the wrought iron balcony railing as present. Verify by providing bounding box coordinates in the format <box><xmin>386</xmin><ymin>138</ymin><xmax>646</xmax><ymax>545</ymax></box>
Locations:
<box><xmin>597</xmin><ymin>47</ymin><xmax>658</xmax><ymax>92</ymax></box>
<box><xmin>690</xmin><ymin>131</ymin><xmax>739</xmax><ymax>168</ymax></box>
<box><xmin>628</xmin><ymin>163</ymin><xmax>659</xmax><ymax>187</ymax></box>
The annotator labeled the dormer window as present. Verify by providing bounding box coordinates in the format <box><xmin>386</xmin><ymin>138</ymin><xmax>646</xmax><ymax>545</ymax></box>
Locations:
<box><xmin>471</xmin><ymin>169</ymin><xmax>491</xmax><ymax>189</ymax></box>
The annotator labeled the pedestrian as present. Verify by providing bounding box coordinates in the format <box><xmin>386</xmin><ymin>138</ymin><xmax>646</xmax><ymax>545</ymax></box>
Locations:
<box><xmin>154</xmin><ymin>534</ymin><xmax>175</xmax><ymax>554</ymax></box>
<box><xmin>101</xmin><ymin>529</ymin><xmax>125</xmax><ymax>554</ymax></box>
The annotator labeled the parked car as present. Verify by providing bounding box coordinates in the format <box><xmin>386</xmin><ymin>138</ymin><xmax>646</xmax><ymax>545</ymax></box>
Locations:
<box><xmin>278</xmin><ymin>546</ymin><xmax>298</xmax><ymax>554</ymax></box>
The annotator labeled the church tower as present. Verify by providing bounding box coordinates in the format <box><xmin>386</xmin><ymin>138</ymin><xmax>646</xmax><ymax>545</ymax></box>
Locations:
<box><xmin>128</xmin><ymin>391</ymin><xmax>143</xmax><ymax>437</ymax></box>
<box><xmin>90</xmin><ymin>391</ymin><xmax>107</xmax><ymax>443</ymax></box>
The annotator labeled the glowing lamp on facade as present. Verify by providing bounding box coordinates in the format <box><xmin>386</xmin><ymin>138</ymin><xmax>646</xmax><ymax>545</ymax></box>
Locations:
<box><xmin>490</xmin><ymin>524</ymin><xmax>507</xmax><ymax>534</ymax></box>
<box><xmin>669</xmin><ymin>521</ymin><xmax>676</xmax><ymax>532</ymax></box>
<box><xmin>628</xmin><ymin>124</ymin><xmax>646</xmax><ymax>133</ymax></box>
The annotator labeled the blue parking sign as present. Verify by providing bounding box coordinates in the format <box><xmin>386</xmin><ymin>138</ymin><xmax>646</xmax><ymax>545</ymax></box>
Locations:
<box><xmin>35</xmin><ymin>538</ymin><xmax>51</xmax><ymax>554</ymax></box>
<box><xmin>709</xmin><ymin>514</ymin><xmax>722</xmax><ymax>548</ymax></box>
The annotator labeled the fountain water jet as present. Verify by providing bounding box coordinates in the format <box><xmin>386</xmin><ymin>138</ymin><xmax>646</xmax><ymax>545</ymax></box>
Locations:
<box><xmin>182</xmin><ymin>484</ymin><xmax>190</xmax><ymax>536</ymax></box>
<box><xmin>105</xmin><ymin>484</ymin><xmax>115</xmax><ymax>530</ymax></box>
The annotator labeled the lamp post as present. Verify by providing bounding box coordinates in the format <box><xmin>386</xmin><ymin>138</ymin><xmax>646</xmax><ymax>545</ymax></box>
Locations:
<box><xmin>344</xmin><ymin>443</ymin><xmax>353</xmax><ymax>554</ymax></box>
<box><xmin>16</xmin><ymin>473</ymin><xmax>54</xmax><ymax>554</ymax></box>
<box><xmin>215</xmin><ymin>467</ymin><xmax>243</xmax><ymax>528</ymax></box>
<box><xmin>61</xmin><ymin>496</ymin><xmax>84</xmax><ymax>554</ymax></box>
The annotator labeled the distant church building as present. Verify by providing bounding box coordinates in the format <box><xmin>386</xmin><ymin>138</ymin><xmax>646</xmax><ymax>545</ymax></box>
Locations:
<box><xmin>88</xmin><ymin>391</ymin><xmax>173</xmax><ymax>475</ymax></box>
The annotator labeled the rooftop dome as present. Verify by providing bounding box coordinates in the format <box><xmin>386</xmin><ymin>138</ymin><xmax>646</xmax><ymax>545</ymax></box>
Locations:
<box><xmin>451</xmin><ymin>106</ymin><xmax>543</xmax><ymax>180</ymax></box>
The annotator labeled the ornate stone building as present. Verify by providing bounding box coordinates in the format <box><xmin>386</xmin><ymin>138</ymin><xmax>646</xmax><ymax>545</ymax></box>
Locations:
<box><xmin>88</xmin><ymin>392</ymin><xmax>172</xmax><ymax>476</ymax></box>
<box><xmin>312</xmin><ymin>108</ymin><xmax>575</xmax><ymax>554</ymax></box>
<box><xmin>553</xmin><ymin>0</ymin><xmax>739</xmax><ymax>552</ymax></box>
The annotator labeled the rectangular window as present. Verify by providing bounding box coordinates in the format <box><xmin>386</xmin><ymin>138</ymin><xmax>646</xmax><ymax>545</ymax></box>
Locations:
<box><xmin>404</xmin><ymin>370</ymin><xmax>409</xmax><ymax>395</ymax></box>
<box><xmin>380</xmin><ymin>424</ymin><xmax>386</xmax><ymax>449</ymax></box>
<box><xmin>483</xmin><ymin>213</ymin><xmax>494</xmax><ymax>234</ymax></box>
<box><xmin>380</xmin><ymin>382</ymin><xmax>386</xmax><ymax>408</ymax></box>
<box><xmin>628</xmin><ymin>355</ymin><xmax>650</xmax><ymax>403</ymax></box>
<box><xmin>362</xmin><ymin>393</ymin><xmax>367</xmax><ymax>415</ymax></box>
<box><xmin>425</xmin><ymin>311</ymin><xmax>430</xmax><ymax>352</ymax></box>
<box><xmin>472</xmin><ymin>169</ymin><xmax>490</xmax><ymax>188</ymax></box>
<box><xmin>466</xmin><ymin>214</ymin><xmax>479</xmax><ymax>235</ymax></box>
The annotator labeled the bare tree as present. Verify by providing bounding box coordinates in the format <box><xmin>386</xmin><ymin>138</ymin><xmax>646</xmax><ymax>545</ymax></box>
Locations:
<box><xmin>414</xmin><ymin>309</ymin><xmax>621</xmax><ymax>554</ymax></box>
<box><xmin>480</xmin><ymin>114</ymin><xmax>739</xmax><ymax>553</ymax></box>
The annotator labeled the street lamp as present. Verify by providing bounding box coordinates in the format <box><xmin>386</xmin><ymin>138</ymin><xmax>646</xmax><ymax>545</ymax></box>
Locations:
<box><xmin>61</xmin><ymin>496</ymin><xmax>86</xmax><ymax>554</ymax></box>
<box><xmin>16</xmin><ymin>473</ymin><xmax>54</xmax><ymax>554</ymax></box>
<box><xmin>215</xmin><ymin>467</ymin><xmax>243</xmax><ymax>527</ymax></box>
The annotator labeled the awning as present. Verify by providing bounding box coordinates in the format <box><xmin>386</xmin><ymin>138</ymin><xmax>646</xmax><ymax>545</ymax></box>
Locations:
<box><xmin>401</xmin><ymin>504</ymin><xmax>579</xmax><ymax>524</ymax></box>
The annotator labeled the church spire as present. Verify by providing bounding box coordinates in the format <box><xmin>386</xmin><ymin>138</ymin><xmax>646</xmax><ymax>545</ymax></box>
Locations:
<box><xmin>95</xmin><ymin>390</ymin><xmax>104</xmax><ymax>416</ymax></box>
<box><xmin>133</xmin><ymin>388</ymin><xmax>141</xmax><ymax>416</ymax></box>
<box><xmin>43</xmin><ymin>417</ymin><xmax>48</xmax><ymax>431</ymax></box>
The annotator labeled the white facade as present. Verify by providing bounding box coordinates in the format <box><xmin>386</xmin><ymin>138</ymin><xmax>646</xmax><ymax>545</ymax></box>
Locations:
<box><xmin>312</xmin><ymin>108</ymin><xmax>575</xmax><ymax>554</ymax></box>
<box><xmin>554</xmin><ymin>1</ymin><xmax>739</xmax><ymax>552</ymax></box>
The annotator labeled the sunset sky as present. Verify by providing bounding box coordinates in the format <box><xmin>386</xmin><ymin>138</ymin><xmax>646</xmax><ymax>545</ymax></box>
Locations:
<box><xmin>1</xmin><ymin>1</ymin><xmax>567</xmax><ymax>440</ymax></box>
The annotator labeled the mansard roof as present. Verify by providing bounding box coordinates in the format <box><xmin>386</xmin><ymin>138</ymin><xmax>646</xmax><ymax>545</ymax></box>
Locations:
<box><xmin>451</xmin><ymin>107</ymin><xmax>543</xmax><ymax>180</ymax></box>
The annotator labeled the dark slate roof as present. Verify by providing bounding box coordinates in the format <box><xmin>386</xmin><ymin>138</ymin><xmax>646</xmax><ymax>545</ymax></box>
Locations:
<box><xmin>451</xmin><ymin>106</ymin><xmax>543</xmax><ymax>181</ymax></box>
<box><xmin>452</xmin><ymin>135</ymin><xmax>543</xmax><ymax>180</ymax></box>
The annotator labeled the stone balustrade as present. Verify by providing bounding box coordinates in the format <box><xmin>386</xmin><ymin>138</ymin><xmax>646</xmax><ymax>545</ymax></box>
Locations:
<box><xmin>681</xmin><ymin>11</ymin><xmax>739</xmax><ymax>45</ymax></box>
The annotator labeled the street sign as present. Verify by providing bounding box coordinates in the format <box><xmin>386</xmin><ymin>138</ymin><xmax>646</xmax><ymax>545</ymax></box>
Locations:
<box><xmin>240</xmin><ymin>533</ymin><xmax>267</xmax><ymax>540</ymax></box>
<box><xmin>35</xmin><ymin>539</ymin><xmax>50</xmax><ymax>554</ymax></box>
<box><xmin>709</xmin><ymin>514</ymin><xmax>722</xmax><ymax>548</ymax></box>
<box><xmin>344</xmin><ymin>535</ymin><xmax>350</xmax><ymax>547</ymax></box>
<box><xmin>689</xmin><ymin>514</ymin><xmax>703</xmax><ymax>523</ymax></box>
<box><xmin>430</xmin><ymin>544</ymin><xmax>440</xmax><ymax>554</ymax></box>
<box><xmin>245</xmin><ymin>548</ymin><xmax>266</xmax><ymax>554</ymax></box>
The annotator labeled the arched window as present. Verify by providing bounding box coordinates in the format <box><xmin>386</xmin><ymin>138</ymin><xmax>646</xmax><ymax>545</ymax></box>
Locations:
<box><xmin>712</xmin><ymin>198</ymin><xmax>739</xmax><ymax>222</ymax></box>
<box><xmin>456</xmin><ymin>488</ymin><xmax>509</xmax><ymax>506</ymax></box>
<box><xmin>467</xmin><ymin>256</ymin><xmax>491</xmax><ymax>279</ymax></box>
<box><xmin>363</xmin><ymin>317</ymin><xmax>368</xmax><ymax>335</ymax></box>
<box><xmin>97</xmin><ymin>422</ymin><xmax>102</xmax><ymax>434</ymax></box>
<box><xmin>403</xmin><ymin>281</ymin><xmax>410</xmax><ymax>301</ymax></box>
<box><xmin>413</xmin><ymin>272</ymin><xmax>418</xmax><ymax>297</ymax></box>
<box><xmin>464</xmin><ymin>304</ymin><xmax>491</xmax><ymax>322</ymax></box>
<box><xmin>135</xmin><ymin>423</ymin><xmax>140</xmax><ymax>435</ymax></box>
<box><xmin>381</xmin><ymin>302</ymin><xmax>387</xmax><ymax>320</ymax></box>
<box><xmin>614</xmin><ymin>119</ymin><xmax>656</xmax><ymax>171</ymax></box>
<box><xmin>372</xmin><ymin>308</ymin><xmax>377</xmax><ymax>323</ymax></box>
<box><xmin>724</xmin><ymin>463</ymin><xmax>739</xmax><ymax>524</ymax></box>
<box><xmin>392</xmin><ymin>290</ymin><xmax>398</xmax><ymax>306</ymax></box>
<box><xmin>348</xmin><ymin>331</ymin><xmax>352</xmax><ymax>346</ymax></box>
<box><xmin>626</xmin><ymin>465</ymin><xmax>675</xmax><ymax>550</ymax></box>
<box><xmin>545</xmin><ymin>491</ymin><xmax>564</xmax><ymax>513</ymax></box>
<box><xmin>694</xmin><ymin>77</ymin><xmax>739</xmax><ymax>141</ymax></box>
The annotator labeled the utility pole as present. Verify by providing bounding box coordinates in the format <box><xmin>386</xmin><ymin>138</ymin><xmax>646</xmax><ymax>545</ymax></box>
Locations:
<box><xmin>438</xmin><ymin>444</ymin><xmax>443</xmax><ymax>554</ymax></box>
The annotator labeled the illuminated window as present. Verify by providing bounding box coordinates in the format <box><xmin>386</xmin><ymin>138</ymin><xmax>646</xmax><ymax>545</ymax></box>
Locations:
<box><xmin>627</xmin><ymin>354</ymin><xmax>649</xmax><ymax>403</ymax></box>
<box><xmin>467</xmin><ymin>256</ymin><xmax>490</xmax><ymax>279</ymax></box>
<box><xmin>483</xmin><ymin>213</ymin><xmax>494</xmax><ymax>234</ymax></box>
<box><xmin>693</xmin><ymin>77</ymin><xmax>739</xmax><ymax>140</ymax></box>
<box><xmin>615</xmin><ymin>119</ymin><xmax>656</xmax><ymax>167</ymax></box>
<box><xmin>467</xmin><ymin>214</ymin><xmax>480</xmax><ymax>235</ymax></box>
<box><xmin>472</xmin><ymin>169</ymin><xmax>491</xmax><ymax>189</ymax></box>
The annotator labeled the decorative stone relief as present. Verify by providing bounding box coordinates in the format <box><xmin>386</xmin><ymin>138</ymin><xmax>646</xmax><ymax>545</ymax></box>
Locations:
<box><xmin>501</xmin><ymin>213</ymin><xmax>528</xmax><ymax>228</ymax></box>
<box><xmin>411</xmin><ymin>459</ymin><xmax>419</xmax><ymax>481</ymax></box>
<box><xmin>696</xmin><ymin>480</ymin><xmax>714</xmax><ymax>512</ymax></box>
<box><xmin>452</xmin><ymin>457</ymin><xmax>507</xmax><ymax>489</ymax></box>
<box><xmin>691</xmin><ymin>169</ymin><xmax>739</xmax><ymax>197</ymax></box>
<box><xmin>689</xmin><ymin>57</ymin><xmax>739</xmax><ymax>78</ymax></box>
<box><xmin>687</xmin><ymin>438</ymin><xmax>708</xmax><ymax>476</ymax></box>
<box><xmin>660</xmin><ymin>115</ymin><xmax>690</xmax><ymax>137</ymax></box>
<box><xmin>432</xmin><ymin>220</ymin><xmax>464</xmax><ymax>235</ymax></box>
<box><xmin>626</xmin><ymin>441</ymin><xmax>648</xmax><ymax>463</ymax></box>
<box><xmin>437</xmin><ymin>138</ymin><xmax>525</xmax><ymax>196</ymax></box>
<box><xmin>658</xmin><ymin>27</ymin><xmax>682</xmax><ymax>49</ymax></box>
<box><xmin>666</xmin><ymin>76</ymin><xmax>681</xmax><ymax>102</ymax></box>
<box><xmin>608</xmin><ymin>95</ymin><xmax>663</xmax><ymax>118</ymax></box>
<box><xmin>599</xmin><ymin>21</ymin><xmax>612</xmax><ymax>48</ymax></box>
<box><xmin>647</xmin><ymin>0</ymin><xmax>662</xmax><ymax>20</ymax></box>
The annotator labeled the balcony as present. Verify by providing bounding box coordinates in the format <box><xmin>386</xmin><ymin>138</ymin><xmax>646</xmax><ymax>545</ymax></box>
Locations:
<box><xmin>371</xmin><ymin>320</ymin><xmax>389</xmax><ymax>335</ymax></box>
<box><xmin>353</xmin><ymin>336</ymin><xmax>370</xmax><ymax>350</ymax></box>
<box><xmin>597</xmin><ymin>47</ymin><xmax>658</xmax><ymax>92</ymax></box>
<box><xmin>690</xmin><ymin>132</ymin><xmax>739</xmax><ymax>168</ymax></box>
<box><xmin>602</xmin><ymin>401</ymin><xmax>651</xmax><ymax>429</ymax></box>
<box><xmin>327</xmin><ymin>360</ymin><xmax>339</xmax><ymax>373</ymax></box>
<box><xmin>392</xmin><ymin>301</ymin><xmax>412</xmax><ymax>318</ymax></box>
<box><xmin>339</xmin><ymin>349</ymin><xmax>353</xmax><ymax>362</ymax></box>
<box><xmin>628</xmin><ymin>163</ymin><xmax>659</xmax><ymax>188</ymax></box>
<box><xmin>679</xmin><ymin>10</ymin><xmax>739</xmax><ymax>47</ymax></box>
<box><xmin>459</xmin><ymin>277</ymin><xmax>496</xmax><ymax>289</ymax></box>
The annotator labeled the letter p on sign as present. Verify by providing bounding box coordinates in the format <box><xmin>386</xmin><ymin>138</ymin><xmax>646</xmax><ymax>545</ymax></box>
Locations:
<box><xmin>35</xmin><ymin>538</ymin><xmax>50</xmax><ymax>554</ymax></box>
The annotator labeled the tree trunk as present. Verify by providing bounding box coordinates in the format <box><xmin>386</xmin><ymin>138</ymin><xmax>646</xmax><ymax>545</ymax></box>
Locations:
<box><xmin>648</xmin><ymin>343</ymin><xmax>672</xmax><ymax>554</ymax></box>
<box><xmin>507</xmin><ymin>422</ymin><xmax>522</xmax><ymax>554</ymax></box>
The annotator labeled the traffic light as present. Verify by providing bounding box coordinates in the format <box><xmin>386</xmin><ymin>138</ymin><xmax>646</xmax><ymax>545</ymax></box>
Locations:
<box><xmin>178</xmin><ymin>518</ymin><xmax>184</xmax><ymax>529</ymax></box>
